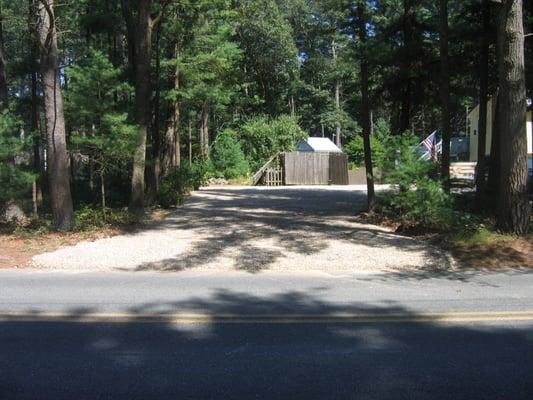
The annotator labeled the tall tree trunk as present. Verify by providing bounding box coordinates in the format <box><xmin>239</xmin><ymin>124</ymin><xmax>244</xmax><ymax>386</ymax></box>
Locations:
<box><xmin>29</xmin><ymin>0</ymin><xmax>42</xmax><ymax>215</ymax></box>
<box><xmin>399</xmin><ymin>0</ymin><xmax>414</xmax><ymax>134</ymax></box>
<box><xmin>488</xmin><ymin>93</ymin><xmax>501</xmax><ymax>201</ymax></box>
<box><xmin>31</xmin><ymin>71</ymin><xmax>42</xmax><ymax>215</ymax></box>
<box><xmin>128</xmin><ymin>0</ymin><xmax>152</xmax><ymax>212</ymax></box>
<box><xmin>199</xmin><ymin>105</ymin><xmax>209</xmax><ymax>159</ymax></box>
<box><xmin>146</xmin><ymin>22</ymin><xmax>163</xmax><ymax>204</ymax></box>
<box><xmin>0</xmin><ymin>2</ymin><xmax>8</xmax><ymax>110</ymax></box>
<box><xmin>439</xmin><ymin>0</ymin><xmax>451</xmax><ymax>190</ymax></box>
<box><xmin>332</xmin><ymin>40</ymin><xmax>342</xmax><ymax>148</ymax></box>
<box><xmin>335</xmin><ymin>82</ymin><xmax>342</xmax><ymax>148</ymax></box>
<box><xmin>358</xmin><ymin>0</ymin><xmax>375</xmax><ymax>211</ymax></box>
<box><xmin>188</xmin><ymin>118</ymin><xmax>192</xmax><ymax>166</ymax></box>
<box><xmin>100</xmin><ymin>170</ymin><xmax>106</xmax><ymax>220</ymax></box>
<box><xmin>289</xmin><ymin>95</ymin><xmax>295</xmax><ymax>117</ymax></box>
<box><xmin>34</xmin><ymin>0</ymin><xmax>74</xmax><ymax>231</ymax></box>
<box><xmin>496</xmin><ymin>0</ymin><xmax>529</xmax><ymax>234</ymax></box>
<box><xmin>162</xmin><ymin>42</ymin><xmax>181</xmax><ymax>175</ymax></box>
<box><xmin>475</xmin><ymin>0</ymin><xmax>491</xmax><ymax>209</ymax></box>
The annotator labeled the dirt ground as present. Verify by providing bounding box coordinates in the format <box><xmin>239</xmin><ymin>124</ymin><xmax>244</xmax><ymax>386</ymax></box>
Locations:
<box><xmin>0</xmin><ymin>209</ymin><xmax>170</xmax><ymax>269</ymax></box>
<box><xmin>357</xmin><ymin>211</ymin><xmax>533</xmax><ymax>270</ymax></box>
<box><xmin>447</xmin><ymin>237</ymin><xmax>533</xmax><ymax>270</ymax></box>
<box><xmin>0</xmin><ymin>229</ymin><xmax>123</xmax><ymax>269</ymax></box>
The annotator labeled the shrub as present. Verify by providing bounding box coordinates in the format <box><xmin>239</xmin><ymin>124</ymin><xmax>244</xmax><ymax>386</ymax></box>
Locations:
<box><xmin>376</xmin><ymin>132</ymin><xmax>453</xmax><ymax>230</ymax></box>
<box><xmin>237</xmin><ymin>115</ymin><xmax>306</xmax><ymax>171</ymax></box>
<box><xmin>379</xmin><ymin>133</ymin><xmax>437</xmax><ymax>190</ymax></box>
<box><xmin>378</xmin><ymin>177</ymin><xmax>454</xmax><ymax>229</ymax></box>
<box><xmin>210</xmin><ymin>131</ymin><xmax>250</xmax><ymax>179</ymax></box>
<box><xmin>190</xmin><ymin>160</ymin><xmax>210</xmax><ymax>189</ymax></box>
<box><xmin>74</xmin><ymin>206</ymin><xmax>137</xmax><ymax>231</ymax></box>
<box><xmin>159</xmin><ymin>161</ymin><xmax>209</xmax><ymax>208</ymax></box>
<box><xmin>344</xmin><ymin>134</ymin><xmax>385</xmax><ymax>169</ymax></box>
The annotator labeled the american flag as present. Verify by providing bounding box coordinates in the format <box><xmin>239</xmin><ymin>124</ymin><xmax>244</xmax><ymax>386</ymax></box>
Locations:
<box><xmin>421</xmin><ymin>131</ymin><xmax>438</xmax><ymax>161</ymax></box>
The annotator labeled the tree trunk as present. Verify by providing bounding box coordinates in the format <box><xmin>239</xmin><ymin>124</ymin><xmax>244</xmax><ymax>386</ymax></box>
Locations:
<box><xmin>475</xmin><ymin>0</ymin><xmax>491</xmax><ymax>208</ymax></box>
<box><xmin>29</xmin><ymin>0</ymin><xmax>43</xmax><ymax>214</ymax></box>
<box><xmin>199</xmin><ymin>105</ymin><xmax>209</xmax><ymax>159</ymax></box>
<box><xmin>30</xmin><ymin>70</ymin><xmax>42</xmax><ymax>215</ymax></box>
<box><xmin>35</xmin><ymin>0</ymin><xmax>74</xmax><ymax>231</ymax></box>
<box><xmin>146</xmin><ymin>21</ymin><xmax>163</xmax><ymax>204</ymax></box>
<box><xmin>332</xmin><ymin>40</ymin><xmax>342</xmax><ymax>148</ymax></box>
<box><xmin>188</xmin><ymin>118</ymin><xmax>192</xmax><ymax>166</ymax></box>
<box><xmin>399</xmin><ymin>85</ymin><xmax>411</xmax><ymax>134</ymax></box>
<box><xmin>162</xmin><ymin>43</ymin><xmax>181</xmax><ymax>175</ymax></box>
<box><xmin>399</xmin><ymin>0</ymin><xmax>414</xmax><ymax>134</ymax></box>
<box><xmin>358</xmin><ymin>1</ymin><xmax>376</xmax><ymax>211</ymax></box>
<box><xmin>335</xmin><ymin>82</ymin><xmax>342</xmax><ymax>148</ymax></box>
<box><xmin>496</xmin><ymin>0</ymin><xmax>529</xmax><ymax>234</ymax></box>
<box><xmin>100</xmin><ymin>170</ymin><xmax>106</xmax><ymax>221</ymax></box>
<box><xmin>289</xmin><ymin>95</ymin><xmax>295</xmax><ymax>117</ymax></box>
<box><xmin>439</xmin><ymin>0</ymin><xmax>451</xmax><ymax>190</ymax></box>
<box><xmin>0</xmin><ymin>3</ymin><xmax>8</xmax><ymax>110</ymax></box>
<box><xmin>129</xmin><ymin>0</ymin><xmax>153</xmax><ymax>212</ymax></box>
<box><xmin>488</xmin><ymin>93</ymin><xmax>501</xmax><ymax>201</ymax></box>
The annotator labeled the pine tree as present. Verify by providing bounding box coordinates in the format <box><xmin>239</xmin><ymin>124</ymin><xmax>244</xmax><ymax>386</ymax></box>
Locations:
<box><xmin>66</xmin><ymin>49</ymin><xmax>136</xmax><ymax>213</ymax></box>
<box><xmin>179</xmin><ymin>0</ymin><xmax>242</xmax><ymax>158</ymax></box>
<box><xmin>496</xmin><ymin>0</ymin><xmax>530</xmax><ymax>234</ymax></box>
<box><xmin>34</xmin><ymin>0</ymin><xmax>74</xmax><ymax>231</ymax></box>
<box><xmin>357</xmin><ymin>0</ymin><xmax>375</xmax><ymax>211</ymax></box>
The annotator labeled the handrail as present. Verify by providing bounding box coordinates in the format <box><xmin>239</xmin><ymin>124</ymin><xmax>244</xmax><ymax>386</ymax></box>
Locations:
<box><xmin>252</xmin><ymin>153</ymin><xmax>280</xmax><ymax>186</ymax></box>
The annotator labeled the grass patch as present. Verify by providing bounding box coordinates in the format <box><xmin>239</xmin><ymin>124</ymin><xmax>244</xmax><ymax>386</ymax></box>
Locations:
<box><xmin>228</xmin><ymin>176</ymin><xmax>253</xmax><ymax>186</ymax></box>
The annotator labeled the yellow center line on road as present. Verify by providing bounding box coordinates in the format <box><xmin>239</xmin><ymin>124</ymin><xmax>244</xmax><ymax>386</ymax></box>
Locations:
<box><xmin>0</xmin><ymin>310</ymin><xmax>533</xmax><ymax>324</ymax></box>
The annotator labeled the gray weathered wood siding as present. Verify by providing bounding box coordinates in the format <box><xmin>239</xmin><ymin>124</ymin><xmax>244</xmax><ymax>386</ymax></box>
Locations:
<box><xmin>283</xmin><ymin>152</ymin><xmax>349</xmax><ymax>185</ymax></box>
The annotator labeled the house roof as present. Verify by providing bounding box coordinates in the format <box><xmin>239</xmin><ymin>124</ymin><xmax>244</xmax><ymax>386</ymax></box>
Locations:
<box><xmin>296</xmin><ymin>137</ymin><xmax>343</xmax><ymax>153</ymax></box>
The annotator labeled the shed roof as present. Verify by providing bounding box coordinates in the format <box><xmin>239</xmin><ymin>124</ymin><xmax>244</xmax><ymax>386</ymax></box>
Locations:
<box><xmin>296</xmin><ymin>137</ymin><xmax>343</xmax><ymax>153</ymax></box>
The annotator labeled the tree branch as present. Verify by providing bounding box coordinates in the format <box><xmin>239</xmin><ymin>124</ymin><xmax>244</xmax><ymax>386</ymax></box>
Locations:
<box><xmin>150</xmin><ymin>0</ymin><xmax>171</xmax><ymax>29</ymax></box>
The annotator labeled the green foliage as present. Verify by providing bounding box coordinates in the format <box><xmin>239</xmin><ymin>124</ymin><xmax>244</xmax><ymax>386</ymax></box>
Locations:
<box><xmin>237</xmin><ymin>115</ymin><xmax>306</xmax><ymax>171</ymax></box>
<box><xmin>378</xmin><ymin>178</ymin><xmax>454</xmax><ymax>230</ymax></box>
<box><xmin>0</xmin><ymin>112</ymin><xmax>34</xmax><ymax>204</ymax></box>
<box><xmin>66</xmin><ymin>49</ymin><xmax>136</xmax><ymax>178</ymax></box>
<box><xmin>376</xmin><ymin>131</ymin><xmax>454</xmax><ymax>230</ymax></box>
<box><xmin>344</xmin><ymin>134</ymin><xmax>385</xmax><ymax>169</ymax></box>
<box><xmin>74</xmin><ymin>206</ymin><xmax>137</xmax><ymax>231</ymax></box>
<box><xmin>379</xmin><ymin>133</ymin><xmax>436</xmax><ymax>191</ymax></box>
<box><xmin>178</xmin><ymin>2</ymin><xmax>242</xmax><ymax>113</ymax></box>
<box><xmin>0</xmin><ymin>0</ymin><xmax>517</xmax><ymax>232</ymax></box>
<box><xmin>236</xmin><ymin>0</ymin><xmax>299</xmax><ymax>113</ymax></box>
<box><xmin>159</xmin><ymin>161</ymin><xmax>210</xmax><ymax>208</ymax></box>
<box><xmin>210</xmin><ymin>131</ymin><xmax>250</xmax><ymax>179</ymax></box>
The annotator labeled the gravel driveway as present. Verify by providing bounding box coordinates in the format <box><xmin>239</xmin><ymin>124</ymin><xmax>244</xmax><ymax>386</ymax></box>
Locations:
<box><xmin>32</xmin><ymin>185</ymin><xmax>451</xmax><ymax>273</ymax></box>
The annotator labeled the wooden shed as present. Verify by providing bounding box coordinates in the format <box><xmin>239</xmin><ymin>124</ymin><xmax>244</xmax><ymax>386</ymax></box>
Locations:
<box><xmin>254</xmin><ymin>138</ymin><xmax>349</xmax><ymax>186</ymax></box>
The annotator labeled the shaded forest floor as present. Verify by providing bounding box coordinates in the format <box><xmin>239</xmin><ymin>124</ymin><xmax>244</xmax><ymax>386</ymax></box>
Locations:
<box><xmin>0</xmin><ymin>209</ymin><xmax>170</xmax><ymax>269</ymax></box>
<box><xmin>357</xmin><ymin>212</ymin><xmax>533</xmax><ymax>270</ymax></box>
<box><xmin>445</xmin><ymin>236</ymin><xmax>533</xmax><ymax>270</ymax></box>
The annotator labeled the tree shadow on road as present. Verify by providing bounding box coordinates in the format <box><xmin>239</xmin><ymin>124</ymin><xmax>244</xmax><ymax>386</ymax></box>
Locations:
<box><xmin>1</xmin><ymin>290</ymin><xmax>532</xmax><ymax>400</ymax></box>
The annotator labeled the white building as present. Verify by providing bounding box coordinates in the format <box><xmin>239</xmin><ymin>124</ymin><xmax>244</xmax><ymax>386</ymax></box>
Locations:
<box><xmin>295</xmin><ymin>137</ymin><xmax>343</xmax><ymax>153</ymax></box>
<box><xmin>467</xmin><ymin>98</ymin><xmax>533</xmax><ymax>174</ymax></box>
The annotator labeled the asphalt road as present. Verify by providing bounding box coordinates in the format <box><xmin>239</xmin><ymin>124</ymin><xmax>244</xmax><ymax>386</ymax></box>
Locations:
<box><xmin>1</xmin><ymin>269</ymin><xmax>533</xmax><ymax>399</ymax></box>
